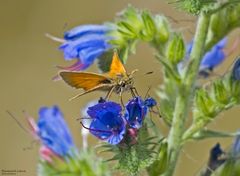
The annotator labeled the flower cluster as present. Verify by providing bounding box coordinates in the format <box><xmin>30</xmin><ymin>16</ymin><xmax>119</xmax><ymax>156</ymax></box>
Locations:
<box><xmin>82</xmin><ymin>96</ymin><xmax>156</xmax><ymax>145</ymax></box>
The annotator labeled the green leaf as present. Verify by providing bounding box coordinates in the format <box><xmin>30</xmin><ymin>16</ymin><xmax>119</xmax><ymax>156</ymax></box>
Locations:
<box><xmin>37</xmin><ymin>150</ymin><xmax>109</xmax><ymax>176</ymax></box>
<box><xmin>155</xmin><ymin>55</ymin><xmax>181</xmax><ymax>82</ymax></box>
<box><xmin>195</xmin><ymin>89</ymin><xmax>216</xmax><ymax>117</ymax></box>
<box><xmin>117</xmin><ymin>21</ymin><xmax>137</xmax><ymax>38</ymax></box>
<box><xmin>212</xmin><ymin>79</ymin><xmax>230</xmax><ymax>105</ymax></box>
<box><xmin>191</xmin><ymin>129</ymin><xmax>239</xmax><ymax>140</ymax></box>
<box><xmin>153</xmin><ymin>15</ymin><xmax>170</xmax><ymax>44</ymax></box>
<box><xmin>147</xmin><ymin>141</ymin><xmax>168</xmax><ymax>176</ymax></box>
<box><xmin>183</xmin><ymin>69</ymin><xmax>240</xmax><ymax>140</ymax></box>
<box><xmin>214</xmin><ymin>159</ymin><xmax>236</xmax><ymax>176</ymax></box>
<box><xmin>165</xmin><ymin>33</ymin><xmax>185</xmax><ymax>65</ymax></box>
<box><xmin>120</xmin><ymin>5</ymin><xmax>143</xmax><ymax>32</ymax></box>
<box><xmin>206</xmin><ymin>3</ymin><xmax>240</xmax><ymax>50</ymax></box>
<box><xmin>140</xmin><ymin>11</ymin><xmax>157</xmax><ymax>41</ymax></box>
<box><xmin>169</xmin><ymin>0</ymin><xmax>216</xmax><ymax>15</ymax></box>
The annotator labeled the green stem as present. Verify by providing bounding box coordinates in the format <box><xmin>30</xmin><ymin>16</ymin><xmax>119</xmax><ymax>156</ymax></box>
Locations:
<box><xmin>162</xmin><ymin>12</ymin><xmax>210</xmax><ymax>176</ymax></box>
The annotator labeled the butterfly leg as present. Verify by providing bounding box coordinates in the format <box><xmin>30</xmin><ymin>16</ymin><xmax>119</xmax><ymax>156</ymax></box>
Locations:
<box><xmin>105</xmin><ymin>86</ymin><xmax>115</xmax><ymax>100</ymax></box>
<box><xmin>149</xmin><ymin>107</ymin><xmax>162</xmax><ymax>118</ymax></box>
<box><xmin>130</xmin><ymin>88</ymin><xmax>135</xmax><ymax>97</ymax></box>
<box><xmin>130</xmin><ymin>87</ymin><xmax>139</xmax><ymax>97</ymax></box>
<box><xmin>119</xmin><ymin>89</ymin><xmax>125</xmax><ymax>108</ymax></box>
<box><xmin>147</xmin><ymin>111</ymin><xmax>156</xmax><ymax>128</ymax></box>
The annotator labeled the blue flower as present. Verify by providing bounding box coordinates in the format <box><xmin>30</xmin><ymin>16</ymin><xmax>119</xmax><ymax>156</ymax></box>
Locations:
<box><xmin>59</xmin><ymin>24</ymin><xmax>113</xmax><ymax>71</ymax></box>
<box><xmin>87</xmin><ymin>101</ymin><xmax>126</xmax><ymax>145</ymax></box>
<box><xmin>125</xmin><ymin>97</ymin><xmax>147</xmax><ymax>129</ymax></box>
<box><xmin>37</xmin><ymin>106</ymin><xmax>75</xmax><ymax>156</ymax></box>
<box><xmin>184</xmin><ymin>38</ymin><xmax>227</xmax><ymax>77</ymax></box>
<box><xmin>232</xmin><ymin>57</ymin><xmax>240</xmax><ymax>81</ymax></box>
<box><xmin>85</xmin><ymin>96</ymin><xmax>153</xmax><ymax>145</ymax></box>
<box><xmin>203</xmin><ymin>143</ymin><xmax>225</xmax><ymax>175</ymax></box>
<box><xmin>210</xmin><ymin>143</ymin><xmax>224</xmax><ymax>161</ymax></box>
<box><xmin>200</xmin><ymin>38</ymin><xmax>227</xmax><ymax>71</ymax></box>
<box><xmin>64</xmin><ymin>24</ymin><xmax>110</xmax><ymax>40</ymax></box>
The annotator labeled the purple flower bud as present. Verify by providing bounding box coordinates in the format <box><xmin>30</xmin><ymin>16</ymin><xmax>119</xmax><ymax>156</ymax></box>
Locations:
<box><xmin>125</xmin><ymin>97</ymin><xmax>147</xmax><ymax>129</ymax></box>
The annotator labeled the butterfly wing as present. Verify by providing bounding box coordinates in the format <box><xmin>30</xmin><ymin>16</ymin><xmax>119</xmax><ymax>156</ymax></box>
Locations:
<box><xmin>59</xmin><ymin>72</ymin><xmax>112</xmax><ymax>90</ymax></box>
<box><xmin>108</xmin><ymin>51</ymin><xmax>127</xmax><ymax>78</ymax></box>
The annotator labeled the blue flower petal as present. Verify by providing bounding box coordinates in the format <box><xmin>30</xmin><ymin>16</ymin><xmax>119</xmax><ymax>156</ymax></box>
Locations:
<box><xmin>37</xmin><ymin>106</ymin><xmax>74</xmax><ymax>156</ymax></box>
<box><xmin>144</xmin><ymin>97</ymin><xmax>157</xmax><ymax>108</ymax></box>
<box><xmin>186</xmin><ymin>41</ymin><xmax>193</xmax><ymax>55</ymax></box>
<box><xmin>87</xmin><ymin>101</ymin><xmax>122</xmax><ymax>119</ymax></box>
<box><xmin>232</xmin><ymin>132</ymin><xmax>240</xmax><ymax>155</ymax></box>
<box><xmin>210</xmin><ymin>143</ymin><xmax>224</xmax><ymax>161</ymax></box>
<box><xmin>107</xmin><ymin>128</ymin><xmax>125</xmax><ymax>145</ymax></box>
<box><xmin>232</xmin><ymin>58</ymin><xmax>240</xmax><ymax>81</ymax></box>
<box><xmin>200</xmin><ymin>47</ymin><xmax>225</xmax><ymax>69</ymax></box>
<box><xmin>87</xmin><ymin>102</ymin><xmax>125</xmax><ymax>145</ymax></box>
<box><xmin>125</xmin><ymin>97</ymin><xmax>147</xmax><ymax>129</ymax></box>
<box><xmin>64</xmin><ymin>24</ymin><xmax>111</xmax><ymax>40</ymax></box>
<box><xmin>215</xmin><ymin>38</ymin><xmax>227</xmax><ymax>49</ymax></box>
<box><xmin>59</xmin><ymin>34</ymin><xmax>111</xmax><ymax>60</ymax></box>
<box><xmin>78</xmin><ymin>47</ymin><xmax>110</xmax><ymax>66</ymax></box>
<box><xmin>185</xmin><ymin>38</ymin><xmax>227</xmax><ymax>72</ymax></box>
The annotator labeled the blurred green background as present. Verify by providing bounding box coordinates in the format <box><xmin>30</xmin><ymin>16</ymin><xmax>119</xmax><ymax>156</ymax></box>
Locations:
<box><xmin>0</xmin><ymin>0</ymin><xmax>240</xmax><ymax>175</ymax></box>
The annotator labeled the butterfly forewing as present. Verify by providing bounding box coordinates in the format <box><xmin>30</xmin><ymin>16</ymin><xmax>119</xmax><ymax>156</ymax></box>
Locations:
<box><xmin>108</xmin><ymin>52</ymin><xmax>127</xmax><ymax>78</ymax></box>
<box><xmin>59</xmin><ymin>72</ymin><xmax>112</xmax><ymax>90</ymax></box>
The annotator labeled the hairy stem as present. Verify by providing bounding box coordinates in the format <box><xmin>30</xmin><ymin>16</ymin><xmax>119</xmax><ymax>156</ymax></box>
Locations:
<box><xmin>162</xmin><ymin>12</ymin><xmax>210</xmax><ymax>176</ymax></box>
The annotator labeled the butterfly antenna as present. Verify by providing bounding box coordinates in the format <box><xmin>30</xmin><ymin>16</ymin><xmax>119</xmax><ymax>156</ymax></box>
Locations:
<box><xmin>69</xmin><ymin>93</ymin><xmax>84</xmax><ymax>101</ymax></box>
<box><xmin>80</xmin><ymin>121</ymin><xmax>112</xmax><ymax>134</ymax></box>
<box><xmin>130</xmin><ymin>69</ymin><xmax>139</xmax><ymax>76</ymax></box>
<box><xmin>76</xmin><ymin>117</ymin><xmax>92</xmax><ymax>121</ymax></box>
<box><xmin>23</xmin><ymin>140</ymin><xmax>39</xmax><ymax>151</ymax></box>
<box><xmin>6</xmin><ymin>110</ymin><xmax>30</xmax><ymax>134</ymax></box>
<box><xmin>105</xmin><ymin>87</ymin><xmax>115</xmax><ymax>100</ymax></box>
<box><xmin>144</xmin><ymin>86</ymin><xmax>152</xmax><ymax>99</ymax></box>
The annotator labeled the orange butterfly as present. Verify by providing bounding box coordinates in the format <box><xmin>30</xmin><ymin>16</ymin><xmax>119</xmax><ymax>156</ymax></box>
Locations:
<box><xmin>59</xmin><ymin>51</ymin><xmax>138</xmax><ymax>101</ymax></box>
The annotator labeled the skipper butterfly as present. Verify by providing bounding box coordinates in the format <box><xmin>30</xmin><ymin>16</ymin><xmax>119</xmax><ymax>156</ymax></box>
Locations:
<box><xmin>59</xmin><ymin>52</ymin><xmax>138</xmax><ymax>101</ymax></box>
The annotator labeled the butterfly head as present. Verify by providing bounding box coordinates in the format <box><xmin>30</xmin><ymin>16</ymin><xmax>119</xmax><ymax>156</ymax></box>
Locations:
<box><xmin>119</xmin><ymin>76</ymin><xmax>134</xmax><ymax>90</ymax></box>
